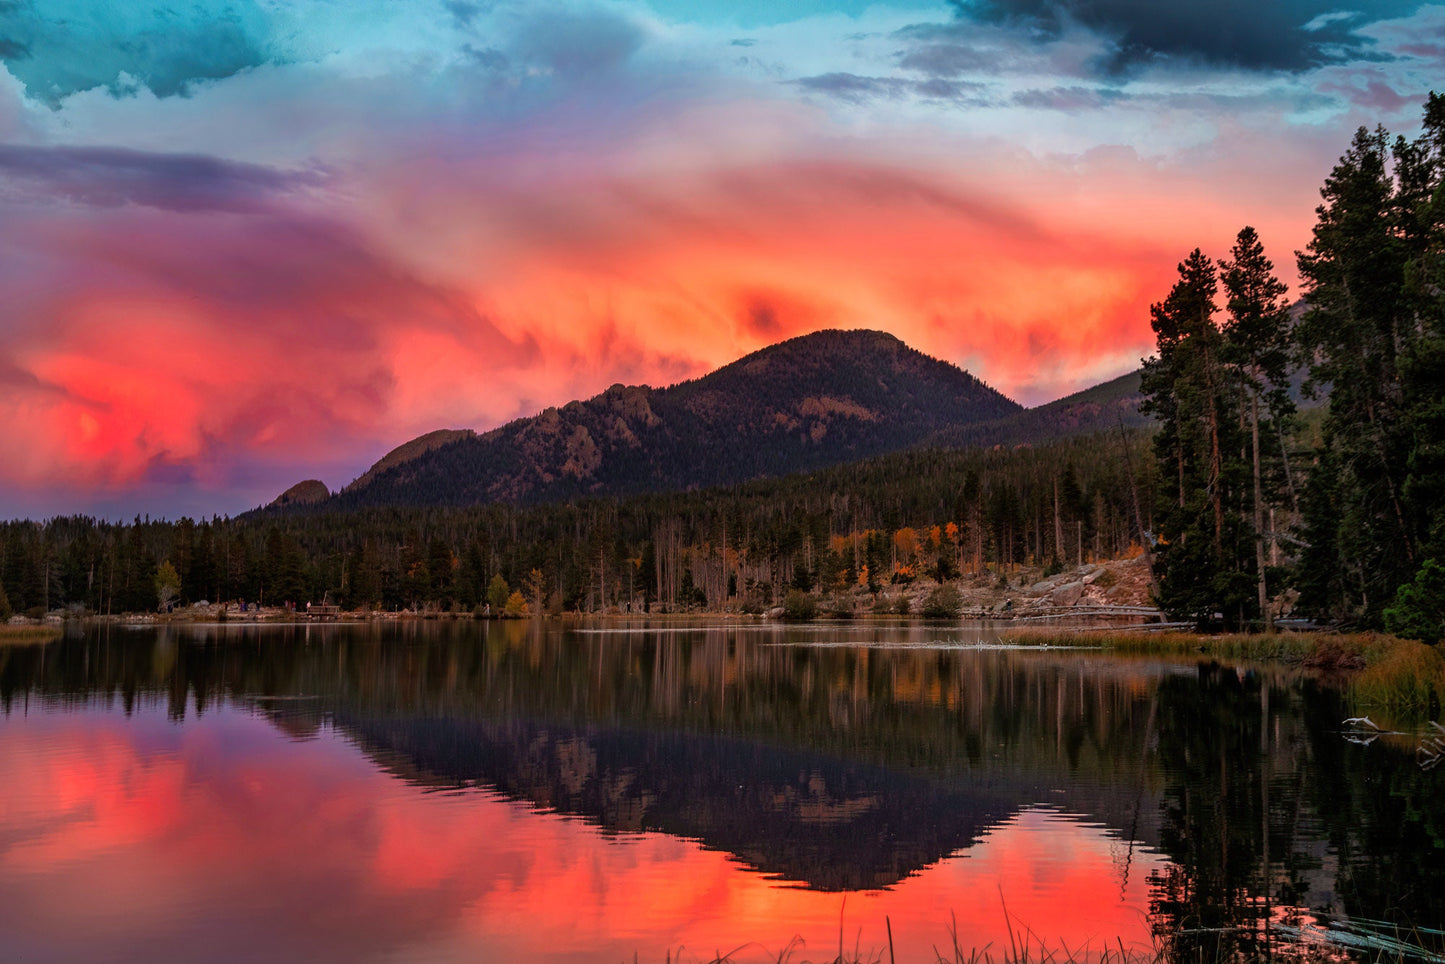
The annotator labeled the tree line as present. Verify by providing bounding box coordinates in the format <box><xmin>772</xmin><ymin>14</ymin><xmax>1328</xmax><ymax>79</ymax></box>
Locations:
<box><xmin>0</xmin><ymin>430</ymin><xmax>1155</xmax><ymax>618</ymax></box>
<box><xmin>12</xmin><ymin>101</ymin><xmax>1440</xmax><ymax>632</ymax></box>
<box><xmin>1144</xmin><ymin>94</ymin><xmax>1445</xmax><ymax>638</ymax></box>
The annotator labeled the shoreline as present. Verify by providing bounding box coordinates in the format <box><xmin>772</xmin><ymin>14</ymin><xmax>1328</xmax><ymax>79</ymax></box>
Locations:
<box><xmin>10</xmin><ymin>555</ymin><xmax>1170</xmax><ymax>628</ymax></box>
<box><xmin>9</xmin><ymin>613</ymin><xmax>1436</xmax><ymax>720</ymax></box>
<box><xmin>11</xmin><ymin>604</ymin><xmax>1167</xmax><ymax>629</ymax></box>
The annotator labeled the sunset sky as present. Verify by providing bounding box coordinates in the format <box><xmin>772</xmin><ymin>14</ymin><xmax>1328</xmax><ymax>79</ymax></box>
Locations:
<box><xmin>1</xmin><ymin>1</ymin><xmax>1441</xmax><ymax>519</ymax></box>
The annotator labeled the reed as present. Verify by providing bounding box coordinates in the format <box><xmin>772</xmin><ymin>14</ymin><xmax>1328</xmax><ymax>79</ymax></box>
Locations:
<box><xmin>650</xmin><ymin>923</ymin><xmax>1440</xmax><ymax>964</ymax></box>
<box><xmin>1350</xmin><ymin>639</ymin><xmax>1445</xmax><ymax>717</ymax></box>
<box><xmin>993</xmin><ymin>626</ymin><xmax>1444</xmax><ymax>675</ymax></box>
<box><xmin>651</xmin><ymin>934</ymin><xmax>1164</xmax><ymax>963</ymax></box>
<box><xmin>652</xmin><ymin>900</ymin><xmax>1171</xmax><ymax>964</ymax></box>
<box><xmin>997</xmin><ymin>626</ymin><xmax>1320</xmax><ymax>661</ymax></box>
<box><xmin>0</xmin><ymin>624</ymin><xmax>62</xmax><ymax>646</ymax></box>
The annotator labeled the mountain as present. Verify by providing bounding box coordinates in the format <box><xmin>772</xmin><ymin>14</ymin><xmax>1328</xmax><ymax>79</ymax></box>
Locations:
<box><xmin>309</xmin><ymin>329</ymin><xmax>1024</xmax><ymax>509</ymax></box>
<box><xmin>922</xmin><ymin>369</ymin><xmax>1146</xmax><ymax>450</ymax></box>
<box><xmin>342</xmin><ymin>429</ymin><xmax>475</xmax><ymax>494</ymax></box>
<box><xmin>269</xmin><ymin>479</ymin><xmax>330</xmax><ymax>508</ymax></box>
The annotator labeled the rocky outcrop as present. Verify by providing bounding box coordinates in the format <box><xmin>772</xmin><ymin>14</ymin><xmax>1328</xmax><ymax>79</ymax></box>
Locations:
<box><xmin>270</xmin><ymin>479</ymin><xmax>330</xmax><ymax>507</ymax></box>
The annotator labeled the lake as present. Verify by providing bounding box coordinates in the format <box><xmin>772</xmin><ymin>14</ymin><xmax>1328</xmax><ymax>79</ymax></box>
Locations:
<box><xmin>1</xmin><ymin>620</ymin><xmax>1441</xmax><ymax>963</ymax></box>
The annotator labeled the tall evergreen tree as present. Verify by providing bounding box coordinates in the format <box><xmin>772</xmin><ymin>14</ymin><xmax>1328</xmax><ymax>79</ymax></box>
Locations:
<box><xmin>1295</xmin><ymin>114</ymin><xmax>1437</xmax><ymax>624</ymax></box>
<box><xmin>1220</xmin><ymin>227</ymin><xmax>1294</xmax><ymax>631</ymax></box>
<box><xmin>1141</xmin><ymin>250</ymin><xmax>1255</xmax><ymax>628</ymax></box>
<box><xmin>1388</xmin><ymin>94</ymin><xmax>1445</xmax><ymax>636</ymax></box>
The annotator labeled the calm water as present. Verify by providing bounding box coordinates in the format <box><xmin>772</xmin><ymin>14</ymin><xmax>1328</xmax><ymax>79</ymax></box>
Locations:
<box><xmin>1</xmin><ymin>620</ymin><xmax>1441</xmax><ymax>963</ymax></box>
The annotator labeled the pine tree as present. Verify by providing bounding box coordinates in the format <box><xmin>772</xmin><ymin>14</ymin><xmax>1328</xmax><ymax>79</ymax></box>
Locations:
<box><xmin>1295</xmin><ymin>119</ymin><xmax>1427</xmax><ymax>623</ymax></box>
<box><xmin>1220</xmin><ymin>227</ymin><xmax>1293</xmax><ymax>631</ymax></box>
<box><xmin>1391</xmin><ymin>94</ymin><xmax>1445</xmax><ymax>629</ymax></box>
<box><xmin>1142</xmin><ymin>249</ymin><xmax>1254</xmax><ymax>628</ymax></box>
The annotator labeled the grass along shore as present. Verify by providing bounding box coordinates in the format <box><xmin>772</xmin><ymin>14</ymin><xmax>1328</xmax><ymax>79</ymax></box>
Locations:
<box><xmin>1001</xmin><ymin>625</ymin><xmax>1445</xmax><ymax>722</ymax></box>
<box><xmin>642</xmin><ymin>904</ymin><xmax>1445</xmax><ymax>963</ymax></box>
<box><xmin>0</xmin><ymin>624</ymin><xmax>63</xmax><ymax>645</ymax></box>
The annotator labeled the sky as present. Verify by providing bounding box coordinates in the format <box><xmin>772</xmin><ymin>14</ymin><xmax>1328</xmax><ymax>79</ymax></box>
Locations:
<box><xmin>0</xmin><ymin>0</ymin><xmax>1441</xmax><ymax>520</ymax></box>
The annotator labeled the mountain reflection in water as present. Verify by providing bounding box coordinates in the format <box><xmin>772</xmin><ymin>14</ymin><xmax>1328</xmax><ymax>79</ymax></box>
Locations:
<box><xmin>0</xmin><ymin>620</ymin><xmax>1440</xmax><ymax>962</ymax></box>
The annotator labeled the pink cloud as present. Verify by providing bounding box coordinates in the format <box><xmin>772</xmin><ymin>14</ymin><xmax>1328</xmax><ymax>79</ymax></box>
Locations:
<box><xmin>0</xmin><ymin>93</ymin><xmax>1329</xmax><ymax>514</ymax></box>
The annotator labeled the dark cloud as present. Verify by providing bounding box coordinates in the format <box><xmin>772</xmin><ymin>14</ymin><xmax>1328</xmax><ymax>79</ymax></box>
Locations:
<box><xmin>0</xmin><ymin>145</ymin><xmax>323</xmax><ymax>212</ymax></box>
<box><xmin>914</xmin><ymin>77</ymin><xmax>990</xmax><ymax>101</ymax></box>
<box><xmin>0</xmin><ymin>0</ymin><xmax>276</xmax><ymax>107</ymax></box>
<box><xmin>898</xmin><ymin>41</ymin><xmax>1002</xmax><ymax>77</ymax></box>
<box><xmin>444</xmin><ymin>0</ymin><xmax>488</xmax><ymax>27</ymax></box>
<box><xmin>512</xmin><ymin>5</ymin><xmax>645</xmax><ymax>78</ymax></box>
<box><xmin>891</xmin><ymin>21</ymin><xmax>1098</xmax><ymax>85</ymax></box>
<box><xmin>949</xmin><ymin>0</ymin><xmax>1423</xmax><ymax>72</ymax></box>
<box><xmin>744</xmin><ymin>300</ymin><xmax>783</xmax><ymax>339</ymax></box>
<box><xmin>462</xmin><ymin>44</ymin><xmax>510</xmax><ymax>71</ymax></box>
<box><xmin>791</xmin><ymin>72</ymin><xmax>987</xmax><ymax>105</ymax></box>
<box><xmin>0</xmin><ymin>357</ymin><xmax>91</xmax><ymax>405</ymax></box>
<box><xmin>793</xmin><ymin>72</ymin><xmax>910</xmax><ymax>102</ymax></box>
<box><xmin>1013</xmin><ymin>84</ymin><xmax>1122</xmax><ymax>110</ymax></box>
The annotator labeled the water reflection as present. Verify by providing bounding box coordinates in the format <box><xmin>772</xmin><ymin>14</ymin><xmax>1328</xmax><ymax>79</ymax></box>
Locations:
<box><xmin>0</xmin><ymin>621</ymin><xmax>1441</xmax><ymax>961</ymax></box>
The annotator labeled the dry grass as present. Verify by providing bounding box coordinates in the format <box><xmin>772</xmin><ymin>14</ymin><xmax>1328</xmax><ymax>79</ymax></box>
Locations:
<box><xmin>931</xmin><ymin>908</ymin><xmax>1159</xmax><ymax>964</ymax></box>
<box><xmin>994</xmin><ymin>626</ymin><xmax>1445</xmax><ymax>677</ymax></box>
<box><xmin>0</xmin><ymin>624</ymin><xmax>62</xmax><ymax>646</ymax></box>
<box><xmin>649</xmin><ymin>898</ymin><xmax>1172</xmax><ymax>964</ymax></box>
<box><xmin>648</xmin><ymin>917</ymin><xmax>1441</xmax><ymax>964</ymax></box>
<box><xmin>997</xmin><ymin>626</ymin><xmax>1322</xmax><ymax>662</ymax></box>
<box><xmin>1350</xmin><ymin>639</ymin><xmax>1445</xmax><ymax>716</ymax></box>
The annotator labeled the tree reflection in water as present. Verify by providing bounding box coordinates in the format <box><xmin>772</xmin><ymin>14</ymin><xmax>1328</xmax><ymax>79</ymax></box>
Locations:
<box><xmin>1</xmin><ymin>620</ymin><xmax>1440</xmax><ymax>958</ymax></box>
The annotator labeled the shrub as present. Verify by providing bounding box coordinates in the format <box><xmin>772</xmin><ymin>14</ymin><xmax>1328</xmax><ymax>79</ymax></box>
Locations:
<box><xmin>487</xmin><ymin>574</ymin><xmax>511</xmax><ymax>612</ymax></box>
<box><xmin>154</xmin><ymin>560</ymin><xmax>181</xmax><ymax>611</ymax></box>
<box><xmin>503</xmin><ymin>590</ymin><xmax>529</xmax><ymax>618</ymax></box>
<box><xmin>922</xmin><ymin>584</ymin><xmax>963</xmax><ymax>618</ymax></box>
<box><xmin>1384</xmin><ymin>559</ymin><xmax>1445</xmax><ymax>644</ymax></box>
<box><xmin>782</xmin><ymin>589</ymin><xmax>817</xmax><ymax>622</ymax></box>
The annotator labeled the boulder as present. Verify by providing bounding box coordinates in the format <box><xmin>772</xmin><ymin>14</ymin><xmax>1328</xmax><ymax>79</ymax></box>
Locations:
<box><xmin>1049</xmin><ymin>581</ymin><xmax>1085</xmax><ymax>606</ymax></box>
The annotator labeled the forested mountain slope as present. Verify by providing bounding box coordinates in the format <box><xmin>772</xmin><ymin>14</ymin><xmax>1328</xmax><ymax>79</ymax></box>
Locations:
<box><xmin>309</xmin><ymin>329</ymin><xmax>1023</xmax><ymax>509</ymax></box>
<box><xmin>923</xmin><ymin>369</ymin><xmax>1145</xmax><ymax>451</ymax></box>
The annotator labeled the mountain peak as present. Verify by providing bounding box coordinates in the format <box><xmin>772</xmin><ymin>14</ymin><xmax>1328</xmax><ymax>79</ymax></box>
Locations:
<box><xmin>301</xmin><ymin>330</ymin><xmax>1024</xmax><ymax>511</ymax></box>
<box><xmin>707</xmin><ymin>329</ymin><xmax>919</xmax><ymax>380</ymax></box>
<box><xmin>270</xmin><ymin>479</ymin><xmax>330</xmax><ymax>508</ymax></box>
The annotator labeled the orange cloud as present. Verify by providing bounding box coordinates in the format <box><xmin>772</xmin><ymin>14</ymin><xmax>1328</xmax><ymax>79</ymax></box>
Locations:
<box><xmin>355</xmin><ymin>102</ymin><xmax>1319</xmax><ymax>419</ymax></box>
<box><xmin>0</xmin><ymin>99</ymin><xmax>1320</xmax><ymax>513</ymax></box>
